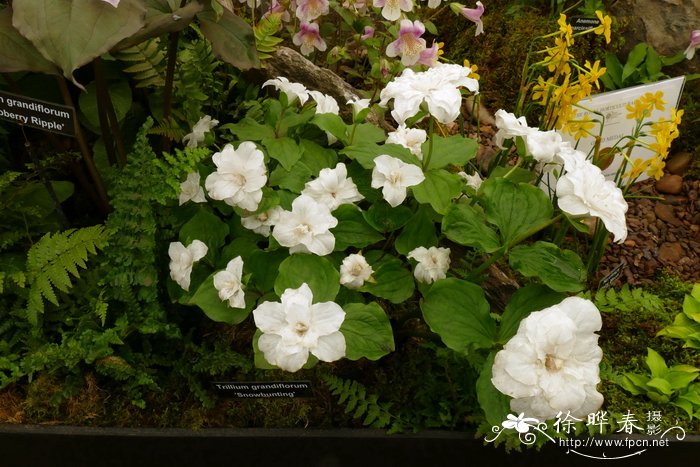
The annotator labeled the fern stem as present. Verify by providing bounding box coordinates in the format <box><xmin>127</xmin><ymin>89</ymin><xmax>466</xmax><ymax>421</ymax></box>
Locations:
<box><xmin>161</xmin><ymin>0</ymin><xmax>188</xmax><ymax>153</ymax></box>
<box><xmin>56</xmin><ymin>76</ymin><xmax>110</xmax><ymax>215</ymax></box>
<box><xmin>92</xmin><ymin>61</ymin><xmax>118</xmax><ymax>167</ymax></box>
<box><xmin>94</xmin><ymin>58</ymin><xmax>127</xmax><ymax>167</ymax></box>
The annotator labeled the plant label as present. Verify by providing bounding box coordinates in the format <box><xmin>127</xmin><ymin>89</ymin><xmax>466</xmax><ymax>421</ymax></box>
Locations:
<box><xmin>0</xmin><ymin>91</ymin><xmax>75</xmax><ymax>137</ymax></box>
<box><xmin>212</xmin><ymin>381</ymin><xmax>313</xmax><ymax>398</ymax></box>
<box><xmin>569</xmin><ymin>16</ymin><xmax>602</xmax><ymax>32</ymax></box>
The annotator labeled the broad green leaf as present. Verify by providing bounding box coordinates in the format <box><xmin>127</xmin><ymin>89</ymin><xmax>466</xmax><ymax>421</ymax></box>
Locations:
<box><xmin>619</xmin><ymin>373</ymin><xmax>650</xmax><ymax>395</ymax></box>
<box><xmin>645</xmin><ymin>348</ymin><xmax>668</xmax><ymax>378</ymax></box>
<box><xmin>349</xmin><ymin>123</ymin><xmax>386</xmax><ymax>144</ymax></box>
<box><xmin>12</xmin><ymin>0</ymin><xmax>147</xmax><ymax>85</ymax></box>
<box><xmin>664</xmin><ymin>371</ymin><xmax>699</xmax><ymax>390</ymax></box>
<box><xmin>684</xmin><ymin>290</ymin><xmax>700</xmax><ymax>322</ymax></box>
<box><xmin>275</xmin><ymin>254</ymin><xmax>339</xmax><ymax>302</ymax></box>
<box><xmin>420</xmin><ymin>278</ymin><xmax>496</xmax><ymax>352</ymax></box>
<box><xmin>262</xmin><ymin>137</ymin><xmax>302</xmax><ymax>171</ymax></box>
<box><xmin>645</xmin><ymin>46</ymin><xmax>662</xmax><ymax>79</ymax></box>
<box><xmin>363</xmin><ymin>201</ymin><xmax>413</xmax><ymax>233</ymax></box>
<box><xmin>477</xmin><ymin>352</ymin><xmax>511</xmax><ymax>426</ymax></box>
<box><xmin>341</xmin><ymin>142</ymin><xmax>416</xmax><ymax>169</ymax></box>
<box><xmin>331</xmin><ymin>205</ymin><xmax>384</xmax><ymax>250</ymax></box>
<box><xmin>412</xmin><ymin>169</ymin><xmax>462</xmax><ymax>214</ymax></box>
<box><xmin>277</xmin><ymin>106</ymin><xmax>315</xmax><ymax>136</ymax></box>
<box><xmin>498</xmin><ymin>285</ymin><xmax>565</xmax><ymax>343</ymax></box>
<box><xmin>480</xmin><ymin>177</ymin><xmax>553</xmax><ymax>246</ymax></box>
<box><xmin>442</xmin><ymin>202</ymin><xmax>500</xmax><ymax>253</ymax></box>
<box><xmin>422</xmin><ymin>134</ymin><xmax>478</xmax><ymax>170</ymax></box>
<box><xmin>310</xmin><ymin>113</ymin><xmax>348</xmax><ymax>145</ymax></box>
<box><xmin>79</xmin><ymin>80</ymin><xmax>132</xmax><ymax>133</ymax></box>
<box><xmin>341</xmin><ymin>302</ymin><xmax>395</xmax><ymax>360</ymax></box>
<box><xmin>604</xmin><ymin>52</ymin><xmax>623</xmax><ymax>88</ymax></box>
<box><xmin>198</xmin><ymin>7</ymin><xmax>260</xmax><ymax>70</ymax></box>
<box><xmin>646</xmin><ymin>377</ymin><xmax>673</xmax><ymax>396</ymax></box>
<box><xmin>179</xmin><ymin>208</ymin><xmax>230</xmax><ymax>257</ymax></box>
<box><xmin>490</xmin><ymin>165</ymin><xmax>536</xmax><ymax>184</ymax></box>
<box><xmin>298</xmin><ymin>139</ymin><xmax>337</xmax><ymax>175</ymax></box>
<box><xmin>394</xmin><ymin>205</ymin><xmax>437</xmax><ymax>255</ymax></box>
<box><xmin>269</xmin><ymin>161</ymin><xmax>313</xmax><ymax>193</ymax></box>
<box><xmin>0</xmin><ymin>8</ymin><xmax>58</xmax><ymax>74</ymax></box>
<box><xmin>113</xmin><ymin>0</ymin><xmax>203</xmax><ymax>50</ymax></box>
<box><xmin>360</xmin><ymin>252</ymin><xmax>414</xmax><ymax>304</ymax></box>
<box><xmin>622</xmin><ymin>43</ymin><xmax>648</xmax><ymax>83</ymax></box>
<box><xmin>247</xmin><ymin>248</ymin><xmax>288</xmax><ymax>292</ymax></box>
<box><xmin>189</xmin><ymin>273</ymin><xmax>252</xmax><ymax>324</ymax></box>
<box><xmin>509</xmin><ymin>242</ymin><xmax>586</xmax><ymax>292</ymax></box>
<box><xmin>218</xmin><ymin>237</ymin><xmax>260</xmax><ymax>268</ymax></box>
<box><xmin>221</xmin><ymin>117</ymin><xmax>275</xmax><ymax>141</ymax></box>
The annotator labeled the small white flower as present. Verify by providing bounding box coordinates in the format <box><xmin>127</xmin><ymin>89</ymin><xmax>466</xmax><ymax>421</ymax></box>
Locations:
<box><xmin>178</xmin><ymin>172</ymin><xmax>207</xmax><ymax>205</ymax></box>
<box><xmin>262</xmin><ymin>76</ymin><xmax>310</xmax><ymax>105</ymax></box>
<box><xmin>556</xmin><ymin>160</ymin><xmax>628</xmax><ymax>243</ymax></box>
<box><xmin>494</xmin><ymin>109</ymin><xmax>531</xmax><ymax>148</ymax></box>
<box><xmin>491</xmin><ymin>297</ymin><xmax>604</xmax><ymax>421</ymax></box>
<box><xmin>458</xmin><ymin>171</ymin><xmax>482</xmax><ymax>190</ymax></box>
<box><xmin>308</xmin><ymin>90</ymin><xmax>340</xmax><ymax>115</ymax></box>
<box><xmin>182</xmin><ymin>115</ymin><xmax>218</xmax><ymax>148</ymax></box>
<box><xmin>347</xmin><ymin>97</ymin><xmax>370</xmax><ymax>115</ymax></box>
<box><xmin>168</xmin><ymin>240</ymin><xmax>208</xmax><ymax>291</ymax></box>
<box><xmin>339</xmin><ymin>254</ymin><xmax>373</xmax><ymax>289</ymax></box>
<box><xmin>204</xmin><ymin>142</ymin><xmax>267</xmax><ymax>212</ymax></box>
<box><xmin>241</xmin><ymin>206</ymin><xmax>283</xmax><ymax>237</ymax></box>
<box><xmin>100</xmin><ymin>0</ymin><xmax>120</xmax><ymax>7</ymax></box>
<box><xmin>525</xmin><ymin>129</ymin><xmax>564</xmax><ymax>164</ymax></box>
<box><xmin>502</xmin><ymin>413</ymin><xmax>539</xmax><ymax>434</ymax></box>
<box><xmin>272</xmin><ymin>195</ymin><xmax>338</xmax><ymax>256</ymax></box>
<box><xmin>379</xmin><ymin>63</ymin><xmax>479</xmax><ymax>125</ymax></box>
<box><xmin>302</xmin><ymin>163</ymin><xmax>364</xmax><ymax>211</ymax></box>
<box><xmin>386</xmin><ymin>125</ymin><xmax>427</xmax><ymax>160</ymax></box>
<box><xmin>407</xmin><ymin>246</ymin><xmax>450</xmax><ymax>283</ymax></box>
<box><xmin>371</xmin><ymin>155</ymin><xmax>425</xmax><ymax>207</ymax></box>
<box><xmin>253</xmin><ymin>283</ymin><xmax>346</xmax><ymax>372</ymax></box>
<box><xmin>213</xmin><ymin>257</ymin><xmax>245</xmax><ymax>308</ymax></box>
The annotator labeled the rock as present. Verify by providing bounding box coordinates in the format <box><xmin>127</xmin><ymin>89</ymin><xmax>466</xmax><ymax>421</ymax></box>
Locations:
<box><xmin>666</xmin><ymin>152</ymin><xmax>693</xmax><ymax>175</ymax></box>
<box><xmin>656</xmin><ymin>175</ymin><xmax>683</xmax><ymax>195</ymax></box>
<box><xmin>658</xmin><ymin>242</ymin><xmax>684</xmax><ymax>263</ymax></box>
<box><xmin>654</xmin><ymin>203</ymin><xmax>683</xmax><ymax>226</ymax></box>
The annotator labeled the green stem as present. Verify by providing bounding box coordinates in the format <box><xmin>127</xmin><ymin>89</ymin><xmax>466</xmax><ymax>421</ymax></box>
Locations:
<box><xmin>422</xmin><ymin>117</ymin><xmax>435</xmax><ymax>171</ymax></box>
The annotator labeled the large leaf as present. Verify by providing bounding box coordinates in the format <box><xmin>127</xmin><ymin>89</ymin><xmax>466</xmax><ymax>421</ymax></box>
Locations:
<box><xmin>476</xmin><ymin>352</ymin><xmax>511</xmax><ymax>427</ymax></box>
<box><xmin>363</xmin><ymin>201</ymin><xmax>412</xmax><ymax>233</ymax></box>
<box><xmin>179</xmin><ymin>208</ymin><xmax>230</xmax><ymax>259</ymax></box>
<box><xmin>189</xmin><ymin>273</ymin><xmax>252</xmax><ymax>324</ymax></box>
<box><xmin>331</xmin><ymin>205</ymin><xmax>384</xmax><ymax>251</ymax></box>
<box><xmin>422</xmin><ymin>134</ymin><xmax>478</xmax><ymax>170</ymax></box>
<box><xmin>341</xmin><ymin>302</ymin><xmax>395</xmax><ymax>361</ymax></box>
<box><xmin>12</xmin><ymin>0</ymin><xmax>147</xmax><ymax>85</ymax></box>
<box><xmin>221</xmin><ymin>118</ymin><xmax>276</xmax><ymax>141</ymax></box>
<box><xmin>420</xmin><ymin>278</ymin><xmax>495</xmax><ymax>352</ymax></box>
<box><xmin>442</xmin><ymin>202</ymin><xmax>501</xmax><ymax>253</ymax></box>
<box><xmin>113</xmin><ymin>0</ymin><xmax>203</xmax><ymax>50</ymax></box>
<box><xmin>198</xmin><ymin>7</ymin><xmax>260</xmax><ymax>70</ymax></box>
<box><xmin>480</xmin><ymin>177</ymin><xmax>553</xmax><ymax>245</ymax></box>
<box><xmin>262</xmin><ymin>137</ymin><xmax>302</xmax><ymax>171</ymax></box>
<box><xmin>412</xmin><ymin>169</ymin><xmax>462</xmax><ymax>215</ymax></box>
<box><xmin>247</xmin><ymin>248</ymin><xmax>288</xmax><ymax>292</ymax></box>
<box><xmin>509</xmin><ymin>241</ymin><xmax>586</xmax><ymax>293</ymax></box>
<box><xmin>394</xmin><ymin>205</ymin><xmax>437</xmax><ymax>255</ymax></box>
<box><xmin>359</xmin><ymin>252</ymin><xmax>414</xmax><ymax>304</ymax></box>
<box><xmin>274</xmin><ymin>254</ymin><xmax>339</xmax><ymax>302</ymax></box>
<box><xmin>79</xmin><ymin>80</ymin><xmax>132</xmax><ymax>134</ymax></box>
<box><xmin>310</xmin><ymin>113</ymin><xmax>348</xmax><ymax>145</ymax></box>
<box><xmin>497</xmin><ymin>284</ymin><xmax>565</xmax><ymax>344</ymax></box>
<box><xmin>341</xmin><ymin>142</ymin><xmax>416</xmax><ymax>169</ymax></box>
<box><xmin>0</xmin><ymin>8</ymin><xmax>58</xmax><ymax>74</ymax></box>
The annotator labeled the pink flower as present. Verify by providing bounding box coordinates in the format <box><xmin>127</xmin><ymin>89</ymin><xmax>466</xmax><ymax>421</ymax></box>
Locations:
<box><xmin>264</xmin><ymin>0</ymin><xmax>291</xmax><ymax>22</ymax></box>
<box><xmin>373</xmin><ymin>0</ymin><xmax>413</xmax><ymax>22</ymax></box>
<box><xmin>455</xmin><ymin>1</ymin><xmax>484</xmax><ymax>36</ymax></box>
<box><xmin>685</xmin><ymin>30</ymin><xmax>700</xmax><ymax>60</ymax></box>
<box><xmin>418</xmin><ymin>41</ymin><xmax>440</xmax><ymax>67</ymax></box>
<box><xmin>295</xmin><ymin>0</ymin><xmax>329</xmax><ymax>22</ymax></box>
<box><xmin>293</xmin><ymin>22</ymin><xmax>327</xmax><ymax>56</ymax></box>
<box><xmin>362</xmin><ymin>26</ymin><xmax>375</xmax><ymax>41</ymax></box>
<box><xmin>100</xmin><ymin>0</ymin><xmax>120</xmax><ymax>6</ymax></box>
<box><xmin>386</xmin><ymin>20</ymin><xmax>427</xmax><ymax>67</ymax></box>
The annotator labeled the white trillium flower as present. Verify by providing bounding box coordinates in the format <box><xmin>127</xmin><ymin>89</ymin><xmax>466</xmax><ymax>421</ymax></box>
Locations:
<box><xmin>213</xmin><ymin>257</ymin><xmax>245</xmax><ymax>308</ymax></box>
<box><xmin>458</xmin><ymin>171</ymin><xmax>483</xmax><ymax>190</ymax></box>
<box><xmin>301</xmin><ymin>163</ymin><xmax>364</xmax><ymax>211</ymax></box>
<box><xmin>178</xmin><ymin>172</ymin><xmax>207</xmax><ymax>205</ymax></box>
<box><xmin>339</xmin><ymin>254</ymin><xmax>374</xmax><ymax>289</ymax></box>
<box><xmin>308</xmin><ymin>90</ymin><xmax>340</xmax><ymax>115</ymax></box>
<box><xmin>407</xmin><ymin>246</ymin><xmax>451</xmax><ymax>283</ymax></box>
<box><xmin>556</xmin><ymin>160</ymin><xmax>628</xmax><ymax>243</ymax></box>
<box><xmin>347</xmin><ymin>97</ymin><xmax>370</xmax><ymax>115</ymax></box>
<box><xmin>262</xmin><ymin>76</ymin><xmax>310</xmax><ymax>105</ymax></box>
<box><xmin>494</xmin><ymin>109</ymin><xmax>531</xmax><ymax>148</ymax></box>
<box><xmin>491</xmin><ymin>296</ymin><xmax>604</xmax><ymax>421</ymax></box>
<box><xmin>183</xmin><ymin>115</ymin><xmax>219</xmax><ymax>148</ymax></box>
<box><xmin>379</xmin><ymin>63</ymin><xmax>479</xmax><ymax>125</ymax></box>
<box><xmin>386</xmin><ymin>125</ymin><xmax>427</xmax><ymax>160</ymax></box>
<box><xmin>204</xmin><ymin>142</ymin><xmax>268</xmax><ymax>212</ymax></box>
<box><xmin>241</xmin><ymin>206</ymin><xmax>283</xmax><ymax>237</ymax></box>
<box><xmin>371</xmin><ymin>155</ymin><xmax>425</xmax><ymax>207</ymax></box>
<box><xmin>168</xmin><ymin>240</ymin><xmax>208</xmax><ymax>291</ymax></box>
<box><xmin>253</xmin><ymin>283</ymin><xmax>346</xmax><ymax>372</ymax></box>
<box><xmin>272</xmin><ymin>195</ymin><xmax>338</xmax><ymax>256</ymax></box>
<box><xmin>100</xmin><ymin>0</ymin><xmax>120</xmax><ymax>7</ymax></box>
<box><xmin>525</xmin><ymin>128</ymin><xmax>564</xmax><ymax>164</ymax></box>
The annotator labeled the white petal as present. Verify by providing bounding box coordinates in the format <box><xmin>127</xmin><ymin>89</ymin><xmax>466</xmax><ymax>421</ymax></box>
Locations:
<box><xmin>312</xmin><ymin>331</ymin><xmax>346</xmax><ymax>362</ymax></box>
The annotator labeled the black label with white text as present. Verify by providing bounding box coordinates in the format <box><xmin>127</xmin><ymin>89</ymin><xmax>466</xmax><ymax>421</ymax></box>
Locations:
<box><xmin>212</xmin><ymin>381</ymin><xmax>313</xmax><ymax>399</ymax></box>
<box><xmin>0</xmin><ymin>91</ymin><xmax>75</xmax><ymax>136</ymax></box>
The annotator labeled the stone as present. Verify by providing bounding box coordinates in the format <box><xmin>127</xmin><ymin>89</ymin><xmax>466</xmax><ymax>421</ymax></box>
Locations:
<box><xmin>666</xmin><ymin>152</ymin><xmax>693</xmax><ymax>175</ymax></box>
<box><xmin>656</xmin><ymin>175</ymin><xmax>683</xmax><ymax>195</ymax></box>
<box><xmin>658</xmin><ymin>242</ymin><xmax>684</xmax><ymax>263</ymax></box>
<box><xmin>654</xmin><ymin>203</ymin><xmax>683</xmax><ymax>226</ymax></box>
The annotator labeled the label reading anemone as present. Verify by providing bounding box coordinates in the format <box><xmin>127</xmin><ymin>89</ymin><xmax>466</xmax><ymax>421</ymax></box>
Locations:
<box><xmin>212</xmin><ymin>381</ymin><xmax>313</xmax><ymax>398</ymax></box>
<box><xmin>569</xmin><ymin>16</ymin><xmax>602</xmax><ymax>32</ymax></box>
<box><xmin>0</xmin><ymin>91</ymin><xmax>75</xmax><ymax>137</ymax></box>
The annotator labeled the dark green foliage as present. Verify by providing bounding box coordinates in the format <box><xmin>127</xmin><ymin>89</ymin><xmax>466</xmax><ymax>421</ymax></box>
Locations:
<box><xmin>114</xmin><ymin>38</ymin><xmax>167</xmax><ymax>88</ymax></box>
<box><xmin>322</xmin><ymin>374</ymin><xmax>399</xmax><ymax>430</ymax></box>
<box><xmin>152</xmin><ymin>146</ymin><xmax>211</xmax><ymax>204</ymax></box>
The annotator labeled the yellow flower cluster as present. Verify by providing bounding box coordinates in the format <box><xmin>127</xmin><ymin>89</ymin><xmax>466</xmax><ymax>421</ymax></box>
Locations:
<box><xmin>463</xmin><ymin>58</ymin><xmax>480</xmax><ymax>81</ymax></box>
<box><xmin>530</xmin><ymin>12</ymin><xmax>612</xmax><ymax>132</ymax></box>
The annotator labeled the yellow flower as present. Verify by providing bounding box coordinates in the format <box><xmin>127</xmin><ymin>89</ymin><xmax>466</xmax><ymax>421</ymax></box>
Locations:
<box><xmin>670</xmin><ymin>108</ymin><xmax>684</xmax><ymax>125</ymax></box>
<box><xmin>584</xmin><ymin>60</ymin><xmax>606</xmax><ymax>89</ymax></box>
<box><xmin>463</xmin><ymin>58</ymin><xmax>480</xmax><ymax>80</ymax></box>
<box><xmin>563</xmin><ymin>115</ymin><xmax>596</xmax><ymax>139</ymax></box>
<box><xmin>625</xmin><ymin>99</ymin><xmax>649</xmax><ymax>121</ymax></box>
<box><xmin>646</xmin><ymin>159</ymin><xmax>666</xmax><ymax>180</ymax></box>
<box><xmin>594</xmin><ymin>11</ymin><xmax>612</xmax><ymax>44</ymax></box>
<box><xmin>641</xmin><ymin>91</ymin><xmax>666</xmax><ymax>111</ymax></box>
<box><xmin>557</xmin><ymin>14</ymin><xmax>574</xmax><ymax>46</ymax></box>
<box><xmin>532</xmin><ymin>75</ymin><xmax>553</xmax><ymax>104</ymax></box>
<box><xmin>624</xmin><ymin>158</ymin><xmax>650</xmax><ymax>180</ymax></box>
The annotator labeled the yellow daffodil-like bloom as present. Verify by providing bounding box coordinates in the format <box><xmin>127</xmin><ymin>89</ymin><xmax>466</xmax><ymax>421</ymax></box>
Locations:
<box><xmin>646</xmin><ymin>158</ymin><xmax>666</xmax><ymax>180</ymax></box>
<box><xmin>546</xmin><ymin>36</ymin><xmax>573</xmax><ymax>73</ymax></box>
<box><xmin>557</xmin><ymin>14</ymin><xmax>574</xmax><ymax>46</ymax></box>
<box><xmin>463</xmin><ymin>59</ymin><xmax>480</xmax><ymax>80</ymax></box>
<box><xmin>640</xmin><ymin>91</ymin><xmax>666</xmax><ymax>112</ymax></box>
<box><xmin>625</xmin><ymin>99</ymin><xmax>650</xmax><ymax>121</ymax></box>
<box><xmin>563</xmin><ymin>115</ymin><xmax>596</xmax><ymax>139</ymax></box>
<box><xmin>532</xmin><ymin>75</ymin><xmax>554</xmax><ymax>104</ymax></box>
<box><xmin>593</xmin><ymin>11</ymin><xmax>612</xmax><ymax>44</ymax></box>
<box><xmin>624</xmin><ymin>158</ymin><xmax>651</xmax><ymax>181</ymax></box>
<box><xmin>583</xmin><ymin>60</ymin><xmax>606</xmax><ymax>89</ymax></box>
<box><xmin>670</xmin><ymin>108</ymin><xmax>684</xmax><ymax>125</ymax></box>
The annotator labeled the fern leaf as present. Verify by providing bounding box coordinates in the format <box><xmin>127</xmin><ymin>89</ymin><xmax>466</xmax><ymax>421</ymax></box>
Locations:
<box><xmin>114</xmin><ymin>38</ymin><xmax>166</xmax><ymax>88</ymax></box>
<box><xmin>254</xmin><ymin>13</ymin><xmax>283</xmax><ymax>59</ymax></box>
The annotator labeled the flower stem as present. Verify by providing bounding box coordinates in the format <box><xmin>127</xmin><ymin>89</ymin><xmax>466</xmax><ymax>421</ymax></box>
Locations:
<box><xmin>422</xmin><ymin>117</ymin><xmax>435</xmax><ymax>171</ymax></box>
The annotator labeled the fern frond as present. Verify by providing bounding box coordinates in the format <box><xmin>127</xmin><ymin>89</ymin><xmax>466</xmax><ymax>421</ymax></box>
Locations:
<box><xmin>114</xmin><ymin>38</ymin><xmax>166</xmax><ymax>88</ymax></box>
<box><xmin>147</xmin><ymin>117</ymin><xmax>187</xmax><ymax>142</ymax></box>
<box><xmin>26</xmin><ymin>226</ymin><xmax>109</xmax><ymax>325</ymax></box>
<box><xmin>586</xmin><ymin>284</ymin><xmax>664</xmax><ymax>313</ymax></box>
<box><xmin>152</xmin><ymin>146</ymin><xmax>211</xmax><ymax>204</ymax></box>
<box><xmin>254</xmin><ymin>13</ymin><xmax>283</xmax><ymax>59</ymax></box>
<box><xmin>322</xmin><ymin>375</ymin><xmax>399</xmax><ymax>430</ymax></box>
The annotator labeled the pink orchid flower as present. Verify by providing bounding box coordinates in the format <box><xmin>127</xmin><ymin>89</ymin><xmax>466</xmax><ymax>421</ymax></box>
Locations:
<box><xmin>362</xmin><ymin>26</ymin><xmax>375</xmax><ymax>41</ymax></box>
<box><xmin>293</xmin><ymin>22</ymin><xmax>327</xmax><ymax>56</ymax></box>
<box><xmin>456</xmin><ymin>1</ymin><xmax>485</xmax><ymax>36</ymax></box>
<box><xmin>418</xmin><ymin>41</ymin><xmax>440</xmax><ymax>67</ymax></box>
<box><xmin>386</xmin><ymin>20</ymin><xmax>427</xmax><ymax>67</ymax></box>
<box><xmin>373</xmin><ymin>0</ymin><xmax>413</xmax><ymax>22</ymax></box>
<box><xmin>685</xmin><ymin>30</ymin><xmax>700</xmax><ymax>60</ymax></box>
<box><xmin>295</xmin><ymin>0</ymin><xmax>329</xmax><ymax>22</ymax></box>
